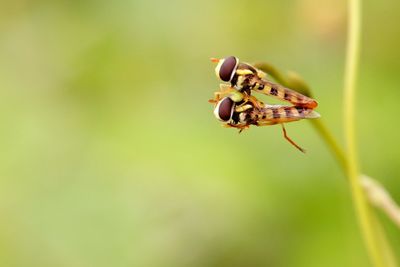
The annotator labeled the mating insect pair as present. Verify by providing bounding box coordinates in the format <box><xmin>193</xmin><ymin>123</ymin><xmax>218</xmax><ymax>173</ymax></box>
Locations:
<box><xmin>210</xmin><ymin>56</ymin><xmax>320</xmax><ymax>153</ymax></box>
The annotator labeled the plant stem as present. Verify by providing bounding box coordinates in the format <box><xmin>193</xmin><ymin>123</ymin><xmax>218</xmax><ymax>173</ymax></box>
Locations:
<box><xmin>254</xmin><ymin>12</ymin><xmax>398</xmax><ymax>263</ymax></box>
<box><xmin>344</xmin><ymin>0</ymin><xmax>386</xmax><ymax>266</ymax></box>
<box><xmin>310</xmin><ymin>120</ymin><xmax>347</xmax><ymax>171</ymax></box>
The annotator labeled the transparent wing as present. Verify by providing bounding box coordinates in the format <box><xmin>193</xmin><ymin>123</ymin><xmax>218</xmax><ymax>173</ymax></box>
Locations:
<box><xmin>255</xmin><ymin>80</ymin><xmax>318</xmax><ymax>109</ymax></box>
<box><xmin>255</xmin><ymin>105</ymin><xmax>320</xmax><ymax>125</ymax></box>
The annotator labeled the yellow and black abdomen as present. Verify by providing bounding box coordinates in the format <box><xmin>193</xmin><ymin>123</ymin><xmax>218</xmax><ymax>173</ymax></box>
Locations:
<box><xmin>253</xmin><ymin>80</ymin><xmax>318</xmax><ymax>109</ymax></box>
<box><xmin>255</xmin><ymin>105</ymin><xmax>320</xmax><ymax>125</ymax></box>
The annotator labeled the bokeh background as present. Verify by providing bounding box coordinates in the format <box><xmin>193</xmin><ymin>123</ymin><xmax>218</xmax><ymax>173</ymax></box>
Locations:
<box><xmin>0</xmin><ymin>0</ymin><xmax>399</xmax><ymax>266</ymax></box>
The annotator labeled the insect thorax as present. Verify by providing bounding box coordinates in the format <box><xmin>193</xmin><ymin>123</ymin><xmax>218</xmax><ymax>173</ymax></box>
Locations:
<box><xmin>231</xmin><ymin>63</ymin><xmax>263</xmax><ymax>91</ymax></box>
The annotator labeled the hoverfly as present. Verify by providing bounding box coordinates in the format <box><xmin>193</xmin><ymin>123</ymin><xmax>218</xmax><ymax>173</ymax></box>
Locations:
<box><xmin>211</xmin><ymin>88</ymin><xmax>320</xmax><ymax>153</ymax></box>
<box><xmin>211</xmin><ymin>56</ymin><xmax>318</xmax><ymax>109</ymax></box>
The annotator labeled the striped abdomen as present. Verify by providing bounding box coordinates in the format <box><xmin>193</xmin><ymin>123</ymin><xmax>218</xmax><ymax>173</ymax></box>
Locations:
<box><xmin>253</xmin><ymin>105</ymin><xmax>320</xmax><ymax>125</ymax></box>
<box><xmin>253</xmin><ymin>80</ymin><xmax>318</xmax><ymax>109</ymax></box>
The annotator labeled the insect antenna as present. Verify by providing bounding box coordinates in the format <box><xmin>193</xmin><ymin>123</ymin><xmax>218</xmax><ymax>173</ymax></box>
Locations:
<box><xmin>281</xmin><ymin>124</ymin><xmax>306</xmax><ymax>153</ymax></box>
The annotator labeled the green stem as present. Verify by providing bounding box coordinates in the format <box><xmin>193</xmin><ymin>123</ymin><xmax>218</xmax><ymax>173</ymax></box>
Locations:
<box><xmin>310</xmin><ymin>120</ymin><xmax>347</xmax><ymax>172</ymax></box>
<box><xmin>344</xmin><ymin>0</ymin><xmax>386</xmax><ymax>266</ymax></box>
<box><xmin>255</xmin><ymin>6</ymin><xmax>398</xmax><ymax>263</ymax></box>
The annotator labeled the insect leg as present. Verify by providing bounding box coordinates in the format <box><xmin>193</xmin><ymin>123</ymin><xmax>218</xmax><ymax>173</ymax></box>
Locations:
<box><xmin>242</xmin><ymin>94</ymin><xmax>264</xmax><ymax>110</ymax></box>
<box><xmin>209</xmin><ymin>85</ymin><xmax>244</xmax><ymax>104</ymax></box>
<box><xmin>281</xmin><ymin>124</ymin><xmax>306</xmax><ymax>153</ymax></box>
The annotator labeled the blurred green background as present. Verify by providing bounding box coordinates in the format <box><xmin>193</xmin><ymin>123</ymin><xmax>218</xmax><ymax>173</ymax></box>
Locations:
<box><xmin>0</xmin><ymin>0</ymin><xmax>399</xmax><ymax>266</ymax></box>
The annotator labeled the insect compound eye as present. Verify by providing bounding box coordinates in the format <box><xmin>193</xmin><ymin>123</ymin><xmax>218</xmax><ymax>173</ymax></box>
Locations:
<box><xmin>216</xmin><ymin>56</ymin><xmax>238</xmax><ymax>82</ymax></box>
<box><xmin>214</xmin><ymin>97</ymin><xmax>235</xmax><ymax>122</ymax></box>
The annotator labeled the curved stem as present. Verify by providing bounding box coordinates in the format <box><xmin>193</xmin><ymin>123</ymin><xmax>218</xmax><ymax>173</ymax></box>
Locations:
<box><xmin>254</xmin><ymin>8</ymin><xmax>398</xmax><ymax>263</ymax></box>
<box><xmin>310</xmin><ymin>120</ymin><xmax>347</xmax><ymax>171</ymax></box>
<box><xmin>344</xmin><ymin>0</ymin><xmax>386</xmax><ymax>266</ymax></box>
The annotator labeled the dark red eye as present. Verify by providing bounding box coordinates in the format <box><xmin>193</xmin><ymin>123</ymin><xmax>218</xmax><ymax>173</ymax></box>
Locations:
<box><xmin>218</xmin><ymin>97</ymin><xmax>234</xmax><ymax>121</ymax></box>
<box><xmin>219</xmin><ymin>56</ymin><xmax>238</xmax><ymax>82</ymax></box>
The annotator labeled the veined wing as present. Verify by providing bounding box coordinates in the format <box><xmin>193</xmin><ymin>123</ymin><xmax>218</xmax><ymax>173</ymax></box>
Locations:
<box><xmin>254</xmin><ymin>105</ymin><xmax>320</xmax><ymax>125</ymax></box>
<box><xmin>253</xmin><ymin>79</ymin><xmax>318</xmax><ymax>109</ymax></box>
